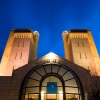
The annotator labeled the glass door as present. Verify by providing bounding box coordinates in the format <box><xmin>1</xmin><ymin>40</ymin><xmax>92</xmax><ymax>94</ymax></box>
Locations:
<box><xmin>41</xmin><ymin>93</ymin><xmax>63</xmax><ymax>100</ymax></box>
<box><xmin>28</xmin><ymin>94</ymin><xmax>38</xmax><ymax>100</ymax></box>
<box><xmin>46</xmin><ymin>94</ymin><xmax>57</xmax><ymax>100</ymax></box>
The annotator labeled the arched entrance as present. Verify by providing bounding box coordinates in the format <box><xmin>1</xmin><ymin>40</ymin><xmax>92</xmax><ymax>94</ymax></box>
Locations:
<box><xmin>20</xmin><ymin>64</ymin><xmax>83</xmax><ymax>100</ymax></box>
<box><xmin>40</xmin><ymin>75</ymin><xmax>64</xmax><ymax>100</ymax></box>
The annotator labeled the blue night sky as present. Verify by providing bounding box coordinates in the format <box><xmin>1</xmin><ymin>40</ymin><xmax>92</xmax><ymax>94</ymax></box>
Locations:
<box><xmin>0</xmin><ymin>0</ymin><xmax>100</xmax><ymax>59</ymax></box>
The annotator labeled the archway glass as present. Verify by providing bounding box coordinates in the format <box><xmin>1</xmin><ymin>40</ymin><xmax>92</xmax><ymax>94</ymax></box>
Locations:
<box><xmin>20</xmin><ymin>64</ymin><xmax>83</xmax><ymax>100</ymax></box>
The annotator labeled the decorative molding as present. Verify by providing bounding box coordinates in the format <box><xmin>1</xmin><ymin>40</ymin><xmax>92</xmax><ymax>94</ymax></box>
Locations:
<box><xmin>14</xmin><ymin>33</ymin><xmax>32</xmax><ymax>38</ymax></box>
<box><xmin>67</xmin><ymin>33</ymin><xmax>88</xmax><ymax>45</ymax></box>
<box><xmin>35</xmin><ymin>59</ymin><xmax>69</xmax><ymax>66</ymax></box>
<box><xmin>69</xmin><ymin>33</ymin><xmax>88</xmax><ymax>39</ymax></box>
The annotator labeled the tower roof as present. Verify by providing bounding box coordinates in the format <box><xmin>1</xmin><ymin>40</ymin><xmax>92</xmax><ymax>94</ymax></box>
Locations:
<box><xmin>11</xmin><ymin>29</ymin><xmax>33</xmax><ymax>33</ymax></box>
<box><xmin>70</xmin><ymin>29</ymin><xmax>90</xmax><ymax>33</ymax></box>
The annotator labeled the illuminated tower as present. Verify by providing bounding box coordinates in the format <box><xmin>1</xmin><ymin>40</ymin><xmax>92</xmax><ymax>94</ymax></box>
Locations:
<box><xmin>62</xmin><ymin>29</ymin><xmax>100</xmax><ymax>75</ymax></box>
<box><xmin>0</xmin><ymin>29</ymin><xmax>39</xmax><ymax>76</ymax></box>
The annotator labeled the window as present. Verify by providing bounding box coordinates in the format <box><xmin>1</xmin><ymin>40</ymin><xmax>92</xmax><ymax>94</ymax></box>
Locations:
<box><xmin>77</xmin><ymin>42</ymin><xmax>79</xmax><ymax>47</ymax></box>
<box><xmin>20</xmin><ymin>53</ymin><xmax>22</xmax><ymax>59</ymax></box>
<box><xmin>82</xmin><ymin>42</ymin><xmax>84</xmax><ymax>47</ymax></box>
<box><xmin>20</xmin><ymin>64</ymin><xmax>83</xmax><ymax>100</ymax></box>
<box><xmin>15</xmin><ymin>53</ymin><xmax>17</xmax><ymax>59</ymax></box>
<box><xmin>80</xmin><ymin>53</ymin><xmax>82</xmax><ymax>59</ymax></box>
<box><xmin>85</xmin><ymin>53</ymin><xmax>87</xmax><ymax>59</ymax></box>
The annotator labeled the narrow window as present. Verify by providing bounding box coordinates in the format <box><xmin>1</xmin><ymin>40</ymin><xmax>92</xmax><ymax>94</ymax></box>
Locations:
<box><xmin>85</xmin><ymin>53</ymin><xmax>87</xmax><ymax>59</ymax></box>
<box><xmin>15</xmin><ymin>53</ymin><xmax>17</xmax><ymax>59</ymax></box>
<box><xmin>77</xmin><ymin>42</ymin><xmax>79</xmax><ymax>47</ymax></box>
<box><xmin>12</xmin><ymin>66</ymin><xmax>14</xmax><ymax>71</ymax></box>
<box><xmin>82</xmin><ymin>42</ymin><xmax>84</xmax><ymax>47</ymax></box>
<box><xmin>22</xmin><ymin>42</ymin><xmax>24</xmax><ymax>47</ymax></box>
<box><xmin>80</xmin><ymin>53</ymin><xmax>82</xmax><ymax>59</ymax></box>
<box><xmin>20</xmin><ymin>53</ymin><xmax>22</xmax><ymax>59</ymax></box>
<box><xmin>18</xmin><ymin>42</ymin><xmax>20</xmax><ymax>47</ymax></box>
<box><xmin>88</xmin><ymin>66</ymin><xmax>89</xmax><ymax>70</ymax></box>
<box><xmin>10</xmin><ymin>43</ymin><xmax>12</xmax><ymax>46</ymax></box>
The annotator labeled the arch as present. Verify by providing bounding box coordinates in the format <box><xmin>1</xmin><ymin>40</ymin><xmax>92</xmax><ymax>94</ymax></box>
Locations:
<box><xmin>20</xmin><ymin>64</ymin><xmax>84</xmax><ymax>100</ymax></box>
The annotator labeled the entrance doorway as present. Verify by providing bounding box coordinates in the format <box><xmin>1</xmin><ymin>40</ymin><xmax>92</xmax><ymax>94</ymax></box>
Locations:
<box><xmin>41</xmin><ymin>76</ymin><xmax>63</xmax><ymax>100</ymax></box>
<box><xmin>20</xmin><ymin>64</ymin><xmax>83</xmax><ymax>100</ymax></box>
<box><xmin>43</xmin><ymin>93</ymin><xmax>63</xmax><ymax>100</ymax></box>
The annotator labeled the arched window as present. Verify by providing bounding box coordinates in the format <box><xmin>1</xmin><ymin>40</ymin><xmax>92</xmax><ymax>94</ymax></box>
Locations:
<box><xmin>20</xmin><ymin>64</ymin><xmax>83</xmax><ymax>100</ymax></box>
<box><xmin>41</xmin><ymin>76</ymin><xmax>63</xmax><ymax>100</ymax></box>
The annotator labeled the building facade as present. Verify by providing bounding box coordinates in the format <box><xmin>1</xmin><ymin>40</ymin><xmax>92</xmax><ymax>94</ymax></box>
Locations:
<box><xmin>0</xmin><ymin>29</ymin><xmax>100</xmax><ymax>100</ymax></box>
<box><xmin>62</xmin><ymin>29</ymin><xmax>100</xmax><ymax>75</ymax></box>
<box><xmin>0</xmin><ymin>29</ymin><xmax>39</xmax><ymax>76</ymax></box>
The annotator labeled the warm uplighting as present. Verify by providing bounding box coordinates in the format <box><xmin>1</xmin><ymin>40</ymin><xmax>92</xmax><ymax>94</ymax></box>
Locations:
<box><xmin>49</xmin><ymin>52</ymin><xmax>56</xmax><ymax>59</ymax></box>
<box><xmin>31</xmin><ymin>97</ymin><xmax>34</xmax><ymax>99</ymax></box>
<box><xmin>59</xmin><ymin>91</ymin><xmax>63</xmax><ymax>97</ymax></box>
<box><xmin>45</xmin><ymin>52</ymin><xmax>58</xmax><ymax>59</ymax></box>
<box><xmin>41</xmin><ymin>91</ymin><xmax>44</xmax><ymax>96</ymax></box>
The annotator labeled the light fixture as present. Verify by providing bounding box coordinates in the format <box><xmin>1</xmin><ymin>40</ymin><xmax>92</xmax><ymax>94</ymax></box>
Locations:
<box><xmin>46</xmin><ymin>52</ymin><xmax>57</xmax><ymax>59</ymax></box>
<box><xmin>41</xmin><ymin>91</ymin><xmax>44</xmax><ymax>96</ymax></box>
<box><xmin>59</xmin><ymin>91</ymin><xmax>63</xmax><ymax>97</ymax></box>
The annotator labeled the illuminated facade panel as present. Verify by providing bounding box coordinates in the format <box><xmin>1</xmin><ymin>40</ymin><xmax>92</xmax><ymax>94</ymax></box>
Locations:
<box><xmin>62</xmin><ymin>29</ymin><xmax>100</xmax><ymax>75</ymax></box>
<box><xmin>0</xmin><ymin>29</ymin><xmax>100</xmax><ymax>100</ymax></box>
